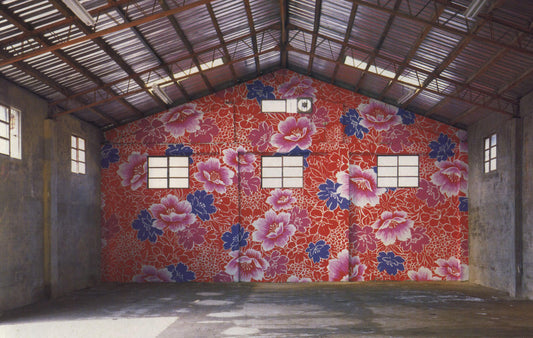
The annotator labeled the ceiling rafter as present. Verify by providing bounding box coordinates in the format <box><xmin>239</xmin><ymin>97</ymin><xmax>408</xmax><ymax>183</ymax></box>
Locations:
<box><xmin>331</xmin><ymin>2</ymin><xmax>358</xmax><ymax>83</ymax></box>
<box><xmin>159</xmin><ymin>0</ymin><xmax>215</xmax><ymax>93</ymax></box>
<box><xmin>279</xmin><ymin>0</ymin><xmax>289</xmax><ymax>68</ymax></box>
<box><xmin>306</xmin><ymin>0</ymin><xmax>322</xmax><ymax>75</ymax></box>
<box><xmin>243</xmin><ymin>0</ymin><xmax>261</xmax><ymax>76</ymax></box>
<box><xmin>206</xmin><ymin>3</ymin><xmax>237</xmax><ymax>84</ymax></box>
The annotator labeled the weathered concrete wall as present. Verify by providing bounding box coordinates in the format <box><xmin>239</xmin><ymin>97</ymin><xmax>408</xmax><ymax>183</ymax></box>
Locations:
<box><xmin>0</xmin><ymin>78</ymin><xmax>102</xmax><ymax>312</ymax></box>
<box><xmin>521</xmin><ymin>91</ymin><xmax>533</xmax><ymax>299</ymax></box>
<box><xmin>468</xmin><ymin>113</ymin><xmax>517</xmax><ymax>295</ymax></box>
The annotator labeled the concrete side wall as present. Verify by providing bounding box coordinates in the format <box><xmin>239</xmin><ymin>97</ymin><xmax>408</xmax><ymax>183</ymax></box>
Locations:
<box><xmin>468</xmin><ymin>113</ymin><xmax>517</xmax><ymax>295</ymax></box>
<box><xmin>521</xmin><ymin>91</ymin><xmax>533</xmax><ymax>298</ymax></box>
<box><xmin>0</xmin><ymin>78</ymin><xmax>102</xmax><ymax>312</ymax></box>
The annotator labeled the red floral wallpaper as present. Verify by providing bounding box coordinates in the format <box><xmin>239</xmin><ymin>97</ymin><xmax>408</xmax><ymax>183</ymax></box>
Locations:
<box><xmin>100</xmin><ymin>70</ymin><xmax>468</xmax><ymax>283</ymax></box>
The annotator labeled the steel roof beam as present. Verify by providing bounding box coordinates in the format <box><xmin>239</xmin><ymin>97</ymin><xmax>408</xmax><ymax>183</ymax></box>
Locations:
<box><xmin>279</xmin><ymin>0</ymin><xmax>289</xmax><ymax>68</ymax></box>
<box><xmin>244</xmin><ymin>0</ymin><xmax>261</xmax><ymax>76</ymax></box>
<box><xmin>306</xmin><ymin>0</ymin><xmax>322</xmax><ymax>75</ymax></box>
<box><xmin>206</xmin><ymin>3</ymin><xmax>237</xmax><ymax>84</ymax></box>
<box><xmin>331</xmin><ymin>2</ymin><xmax>358</xmax><ymax>83</ymax></box>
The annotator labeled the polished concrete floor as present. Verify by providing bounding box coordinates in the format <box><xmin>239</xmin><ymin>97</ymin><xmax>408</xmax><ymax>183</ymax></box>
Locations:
<box><xmin>1</xmin><ymin>282</ymin><xmax>533</xmax><ymax>337</ymax></box>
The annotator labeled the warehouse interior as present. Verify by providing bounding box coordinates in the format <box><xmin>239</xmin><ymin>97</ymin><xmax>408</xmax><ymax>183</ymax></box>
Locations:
<box><xmin>1</xmin><ymin>0</ymin><xmax>533</xmax><ymax>330</ymax></box>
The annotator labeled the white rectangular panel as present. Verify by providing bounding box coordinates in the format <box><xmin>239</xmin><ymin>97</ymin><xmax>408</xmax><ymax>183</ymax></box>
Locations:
<box><xmin>149</xmin><ymin>178</ymin><xmax>168</xmax><ymax>189</ymax></box>
<box><xmin>262</xmin><ymin>178</ymin><xmax>282</xmax><ymax>188</ymax></box>
<box><xmin>169</xmin><ymin>156</ymin><xmax>189</xmax><ymax>167</ymax></box>
<box><xmin>262</xmin><ymin>156</ymin><xmax>282</xmax><ymax>167</ymax></box>
<box><xmin>378</xmin><ymin>156</ymin><xmax>397</xmax><ymax>166</ymax></box>
<box><xmin>399</xmin><ymin>176</ymin><xmax>418</xmax><ymax>187</ymax></box>
<box><xmin>169</xmin><ymin>178</ymin><xmax>189</xmax><ymax>188</ymax></box>
<box><xmin>261</xmin><ymin>100</ymin><xmax>286</xmax><ymax>113</ymax></box>
<box><xmin>149</xmin><ymin>157</ymin><xmax>168</xmax><ymax>167</ymax></box>
<box><xmin>378</xmin><ymin>176</ymin><xmax>397</xmax><ymax>188</ymax></box>
<box><xmin>398</xmin><ymin>156</ymin><xmax>418</xmax><ymax>166</ymax></box>
<box><xmin>283</xmin><ymin>177</ymin><xmax>303</xmax><ymax>188</ymax></box>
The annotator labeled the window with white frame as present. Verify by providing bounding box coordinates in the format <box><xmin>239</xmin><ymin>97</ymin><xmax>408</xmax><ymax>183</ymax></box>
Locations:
<box><xmin>484</xmin><ymin>134</ymin><xmax>497</xmax><ymax>173</ymax></box>
<box><xmin>377</xmin><ymin>155</ymin><xmax>419</xmax><ymax>188</ymax></box>
<box><xmin>71</xmin><ymin>135</ymin><xmax>86</xmax><ymax>174</ymax></box>
<box><xmin>0</xmin><ymin>104</ymin><xmax>21</xmax><ymax>159</ymax></box>
<box><xmin>148</xmin><ymin>156</ymin><xmax>189</xmax><ymax>189</ymax></box>
<box><xmin>262</xmin><ymin>156</ymin><xmax>304</xmax><ymax>188</ymax></box>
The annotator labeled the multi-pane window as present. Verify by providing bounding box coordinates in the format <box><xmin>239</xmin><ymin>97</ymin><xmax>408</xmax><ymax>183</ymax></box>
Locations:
<box><xmin>484</xmin><ymin>134</ymin><xmax>497</xmax><ymax>173</ymax></box>
<box><xmin>0</xmin><ymin>104</ymin><xmax>21</xmax><ymax>159</ymax></box>
<box><xmin>377</xmin><ymin>155</ymin><xmax>419</xmax><ymax>188</ymax></box>
<box><xmin>148</xmin><ymin>156</ymin><xmax>189</xmax><ymax>189</ymax></box>
<box><xmin>71</xmin><ymin>135</ymin><xmax>86</xmax><ymax>174</ymax></box>
<box><xmin>261</xmin><ymin>156</ymin><xmax>304</xmax><ymax>188</ymax></box>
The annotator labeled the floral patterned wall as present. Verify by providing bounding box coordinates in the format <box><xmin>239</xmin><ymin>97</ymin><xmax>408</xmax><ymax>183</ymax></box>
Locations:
<box><xmin>101</xmin><ymin>69</ymin><xmax>469</xmax><ymax>283</ymax></box>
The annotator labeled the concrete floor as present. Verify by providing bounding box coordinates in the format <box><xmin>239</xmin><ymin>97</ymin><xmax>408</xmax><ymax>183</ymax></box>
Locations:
<box><xmin>1</xmin><ymin>282</ymin><xmax>533</xmax><ymax>337</ymax></box>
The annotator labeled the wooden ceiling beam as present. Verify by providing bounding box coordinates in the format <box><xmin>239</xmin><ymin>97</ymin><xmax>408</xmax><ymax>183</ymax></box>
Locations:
<box><xmin>279</xmin><ymin>0</ymin><xmax>289</xmax><ymax>68</ymax></box>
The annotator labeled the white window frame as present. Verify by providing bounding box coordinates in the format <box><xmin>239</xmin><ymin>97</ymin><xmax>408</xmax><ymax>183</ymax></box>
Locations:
<box><xmin>261</xmin><ymin>156</ymin><xmax>304</xmax><ymax>189</ymax></box>
<box><xmin>0</xmin><ymin>104</ymin><xmax>21</xmax><ymax>159</ymax></box>
<box><xmin>484</xmin><ymin>134</ymin><xmax>497</xmax><ymax>173</ymax></box>
<box><xmin>147</xmin><ymin>156</ymin><xmax>189</xmax><ymax>189</ymax></box>
<box><xmin>377</xmin><ymin>155</ymin><xmax>419</xmax><ymax>188</ymax></box>
<box><xmin>71</xmin><ymin>135</ymin><xmax>86</xmax><ymax>174</ymax></box>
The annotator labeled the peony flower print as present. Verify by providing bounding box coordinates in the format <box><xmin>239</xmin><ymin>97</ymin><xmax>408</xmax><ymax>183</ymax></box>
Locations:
<box><xmin>249</xmin><ymin>122</ymin><xmax>274</xmax><ymax>152</ymax></box>
<box><xmin>132</xmin><ymin>209</ymin><xmax>163</xmax><ymax>243</ymax></box>
<box><xmin>311</xmin><ymin>106</ymin><xmax>330</xmax><ymax>127</ymax></box>
<box><xmin>459</xmin><ymin>197</ymin><xmax>468</xmax><ymax>212</ymax></box>
<box><xmin>339</xmin><ymin>108</ymin><xmax>369</xmax><ymax>139</ymax></box>
<box><xmin>161</xmin><ymin>103</ymin><xmax>203</xmax><ymax>137</ymax></box>
<box><xmin>372</xmin><ymin>211</ymin><xmax>414</xmax><ymax>246</ymax></box>
<box><xmin>101</xmin><ymin>143</ymin><xmax>119</xmax><ymax>169</ymax></box>
<box><xmin>399</xmin><ymin>227</ymin><xmax>430</xmax><ymax>253</ymax></box>
<box><xmin>221</xmin><ymin>223</ymin><xmax>249</xmax><ymax>251</ymax></box>
<box><xmin>271</xmin><ymin>116</ymin><xmax>316</xmax><ymax>152</ymax></box>
<box><xmin>213</xmin><ymin>271</ymin><xmax>234</xmax><ymax>283</ymax></box>
<box><xmin>252</xmin><ymin>210</ymin><xmax>296</xmax><ymax>251</ymax></box>
<box><xmin>238</xmin><ymin>171</ymin><xmax>261</xmax><ymax>196</ymax></box>
<box><xmin>287</xmin><ymin>276</ymin><xmax>312</xmax><ymax>283</ymax></box>
<box><xmin>377</xmin><ymin>251</ymin><xmax>405</xmax><ymax>276</ymax></box>
<box><xmin>223</xmin><ymin>146</ymin><xmax>256</xmax><ymax>172</ymax></box>
<box><xmin>149</xmin><ymin>194</ymin><xmax>196</xmax><ymax>232</ymax></box>
<box><xmin>266</xmin><ymin>189</ymin><xmax>297</xmax><ymax>211</ymax></box>
<box><xmin>187</xmin><ymin>190</ymin><xmax>217</xmax><ymax>221</ymax></box>
<box><xmin>278</xmin><ymin>76</ymin><xmax>315</xmax><ymax>98</ymax></box>
<box><xmin>246</xmin><ymin>80</ymin><xmax>275</xmax><ymax>103</ymax></box>
<box><xmin>429</xmin><ymin>133</ymin><xmax>456</xmax><ymax>162</ymax></box>
<box><xmin>435</xmin><ymin>256</ymin><xmax>468</xmax><ymax>281</ymax></box>
<box><xmin>407</xmin><ymin>267</ymin><xmax>440</xmax><ymax>281</ymax></box>
<box><xmin>348</xmin><ymin>224</ymin><xmax>377</xmax><ymax>253</ymax></box>
<box><xmin>397</xmin><ymin>108</ymin><xmax>416</xmax><ymax>125</ymax></box>
<box><xmin>225</xmin><ymin>249</ymin><xmax>269</xmax><ymax>282</ymax></box>
<box><xmin>317</xmin><ymin>179</ymin><xmax>350</xmax><ymax>210</ymax></box>
<box><xmin>430</xmin><ymin>159</ymin><xmax>468</xmax><ymax>197</ymax></box>
<box><xmin>117</xmin><ymin>152</ymin><xmax>148</xmax><ymax>190</ymax></box>
<box><xmin>416</xmin><ymin>179</ymin><xmax>446</xmax><ymax>208</ymax></box>
<box><xmin>189</xmin><ymin>118</ymin><xmax>219</xmax><ymax>143</ymax></box>
<box><xmin>135</xmin><ymin>118</ymin><xmax>165</xmax><ymax>145</ymax></box>
<box><xmin>165</xmin><ymin>143</ymin><xmax>194</xmax><ymax>160</ymax></box>
<box><xmin>382</xmin><ymin>125</ymin><xmax>412</xmax><ymax>153</ymax></box>
<box><xmin>264</xmin><ymin>250</ymin><xmax>289</xmax><ymax>278</ymax></box>
<box><xmin>359</xmin><ymin>101</ymin><xmax>401</xmax><ymax>131</ymax></box>
<box><xmin>306</xmin><ymin>240</ymin><xmax>330</xmax><ymax>263</ymax></box>
<box><xmin>336</xmin><ymin>165</ymin><xmax>386</xmax><ymax>207</ymax></box>
<box><xmin>290</xmin><ymin>206</ymin><xmax>311</xmax><ymax>233</ymax></box>
<box><xmin>176</xmin><ymin>222</ymin><xmax>207</xmax><ymax>250</ymax></box>
<box><xmin>328</xmin><ymin>249</ymin><xmax>367</xmax><ymax>281</ymax></box>
<box><xmin>167</xmin><ymin>263</ymin><xmax>195</xmax><ymax>282</ymax></box>
<box><xmin>194</xmin><ymin>158</ymin><xmax>235</xmax><ymax>194</ymax></box>
<box><xmin>133</xmin><ymin>265</ymin><xmax>172</xmax><ymax>283</ymax></box>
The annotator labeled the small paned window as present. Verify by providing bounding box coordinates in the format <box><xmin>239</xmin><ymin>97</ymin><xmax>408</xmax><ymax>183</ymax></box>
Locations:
<box><xmin>148</xmin><ymin>156</ymin><xmax>189</xmax><ymax>189</ymax></box>
<box><xmin>484</xmin><ymin>134</ymin><xmax>497</xmax><ymax>173</ymax></box>
<box><xmin>71</xmin><ymin>135</ymin><xmax>86</xmax><ymax>174</ymax></box>
<box><xmin>377</xmin><ymin>155</ymin><xmax>419</xmax><ymax>188</ymax></box>
<box><xmin>0</xmin><ymin>104</ymin><xmax>21</xmax><ymax>159</ymax></box>
<box><xmin>262</xmin><ymin>156</ymin><xmax>304</xmax><ymax>188</ymax></box>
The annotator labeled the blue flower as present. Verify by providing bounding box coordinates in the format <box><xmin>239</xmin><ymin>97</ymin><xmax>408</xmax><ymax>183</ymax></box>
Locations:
<box><xmin>429</xmin><ymin>133</ymin><xmax>456</xmax><ymax>162</ymax></box>
<box><xmin>459</xmin><ymin>197</ymin><xmax>468</xmax><ymax>212</ymax></box>
<box><xmin>165</xmin><ymin>144</ymin><xmax>194</xmax><ymax>164</ymax></box>
<box><xmin>306</xmin><ymin>240</ymin><xmax>330</xmax><ymax>263</ymax></box>
<box><xmin>377</xmin><ymin>251</ymin><xmax>405</xmax><ymax>275</ymax></box>
<box><xmin>132</xmin><ymin>210</ymin><xmax>163</xmax><ymax>243</ymax></box>
<box><xmin>167</xmin><ymin>263</ymin><xmax>195</xmax><ymax>282</ymax></box>
<box><xmin>397</xmin><ymin>108</ymin><xmax>416</xmax><ymax>125</ymax></box>
<box><xmin>273</xmin><ymin>146</ymin><xmax>311</xmax><ymax>168</ymax></box>
<box><xmin>340</xmin><ymin>108</ymin><xmax>369</xmax><ymax>139</ymax></box>
<box><xmin>187</xmin><ymin>190</ymin><xmax>217</xmax><ymax>221</ymax></box>
<box><xmin>101</xmin><ymin>143</ymin><xmax>119</xmax><ymax>169</ymax></box>
<box><xmin>221</xmin><ymin>223</ymin><xmax>249</xmax><ymax>251</ymax></box>
<box><xmin>317</xmin><ymin>179</ymin><xmax>350</xmax><ymax>210</ymax></box>
<box><xmin>246</xmin><ymin>80</ymin><xmax>276</xmax><ymax>104</ymax></box>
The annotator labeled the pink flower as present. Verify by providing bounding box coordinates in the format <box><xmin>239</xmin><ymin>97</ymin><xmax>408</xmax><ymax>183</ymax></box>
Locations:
<box><xmin>430</xmin><ymin>160</ymin><xmax>468</xmax><ymax>197</ymax></box>
<box><xmin>176</xmin><ymin>222</ymin><xmax>207</xmax><ymax>249</ymax></box>
<box><xmin>359</xmin><ymin>101</ymin><xmax>401</xmax><ymax>131</ymax></box>
<box><xmin>135</xmin><ymin>119</ymin><xmax>165</xmax><ymax>145</ymax></box>
<box><xmin>435</xmin><ymin>257</ymin><xmax>468</xmax><ymax>281</ymax></box>
<box><xmin>371</xmin><ymin>211</ymin><xmax>414</xmax><ymax>246</ymax></box>
<box><xmin>407</xmin><ymin>267</ymin><xmax>440</xmax><ymax>281</ymax></box>
<box><xmin>264</xmin><ymin>250</ymin><xmax>289</xmax><ymax>278</ymax></box>
<box><xmin>287</xmin><ymin>276</ymin><xmax>312</xmax><ymax>282</ymax></box>
<box><xmin>416</xmin><ymin>179</ymin><xmax>446</xmax><ymax>207</ymax></box>
<box><xmin>249</xmin><ymin>122</ymin><xmax>274</xmax><ymax>152</ymax></box>
<box><xmin>348</xmin><ymin>224</ymin><xmax>377</xmax><ymax>253</ymax></box>
<box><xmin>400</xmin><ymin>227</ymin><xmax>430</xmax><ymax>253</ymax></box>
<box><xmin>223</xmin><ymin>146</ymin><xmax>255</xmax><ymax>172</ymax></box>
<box><xmin>238</xmin><ymin>171</ymin><xmax>260</xmax><ymax>196</ymax></box>
<box><xmin>266</xmin><ymin>189</ymin><xmax>296</xmax><ymax>211</ymax></box>
<box><xmin>328</xmin><ymin>249</ymin><xmax>367</xmax><ymax>281</ymax></box>
<box><xmin>225</xmin><ymin>249</ymin><xmax>269</xmax><ymax>282</ymax></box>
<box><xmin>382</xmin><ymin>125</ymin><xmax>412</xmax><ymax>152</ymax></box>
<box><xmin>336</xmin><ymin>165</ymin><xmax>386</xmax><ymax>206</ymax></box>
<box><xmin>252</xmin><ymin>210</ymin><xmax>296</xmax><ymax>251</ymax></box>
<box><xmin>149</xmin><ymin>194</ymin><xmax>196</xmax><ymax>232</ymax></box>
<box><xmin>290</xmin><ymin>206</ymin><xmax>311</xmax><ymax>233</ymax></box>
<box><xmin>278</xmin><ymin>76</ymin><xmax>316</xmax><ymax>98</ymax></box>
<box><xmin>133</xmin><ymin>265</ymin><xmax>172</xmax><ymax>282</ymax></box>
<box><xmin>189</xmin><ymin>118</ymin><xmax>219</xmax><ymax>143</ymax></box>
<box><xmin>161</xmin><ymin>103</ymin><xmax>203</xmax><ymax>137</ymax></box>
<box><xmin>271</xmin><ymin>116</ymin><xmax>316</xmax><ymax>152</ymax></box>
<box><xmin>117</xmin><ymin>152</ymin><xmax>147</xmax><ymax>190</ymax></box>
<box><xmin>101</xmin><ymin>214</ymin><xmax>120</xmax><ymax>240</ymax></box>
<box><xmin>311</xmin><ymin>106</ymin><xmax>329</xmax><ymax>127</ymax></box>
<box><xmin>194</xmin><ymin>158</ymin><xmax>235</xmax><ymax>194</ymax></box>
<box><xmin>213</xmin><ymin>271</ymin><xmax>234</xmax><ymax>283</ymax></box>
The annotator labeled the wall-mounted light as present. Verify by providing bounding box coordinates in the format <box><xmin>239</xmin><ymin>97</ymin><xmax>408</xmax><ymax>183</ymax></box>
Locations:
<box><xmin>464</xmin><ymin>0</ymin><xmax>488</xmax><ymax>19</ymax></box>
<box><xmin>62</xmin><ymin>0</ymin><xmax>96</xmax><ymax>27</ymax></box>
<box><xmin>151</xmin><ymin>85</ymin><xmax>173</xmax><ymax>105</ymax></box>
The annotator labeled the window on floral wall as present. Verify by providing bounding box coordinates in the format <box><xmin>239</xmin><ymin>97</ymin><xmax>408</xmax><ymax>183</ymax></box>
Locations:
<box><xmin>148</xmin><ymin>156</ymin><xmax>189</xmax><ymax>188</ymax></box>
<box><xmin>484</xmin><ymin>134</ymin><xmax>497</xmax><ymax>173</ymax></box>
<box><xmin>71</xmin><ymin>135</ymin><xmax>86</xmax><ymax>174</ymax></box>
<box><xmin>0</xmin><ymin>104</ymin><xmax>21</xmax><ymax>159</ymax></box>
<box><xmin>377</xmin><ymin>155</ymin><xmax>419</xmax><ymax>188</ymax></box>
<box><xmin>262</xmin><ymin>156</ymin><xmax>304</xmax><ymax>188</ymax></box>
